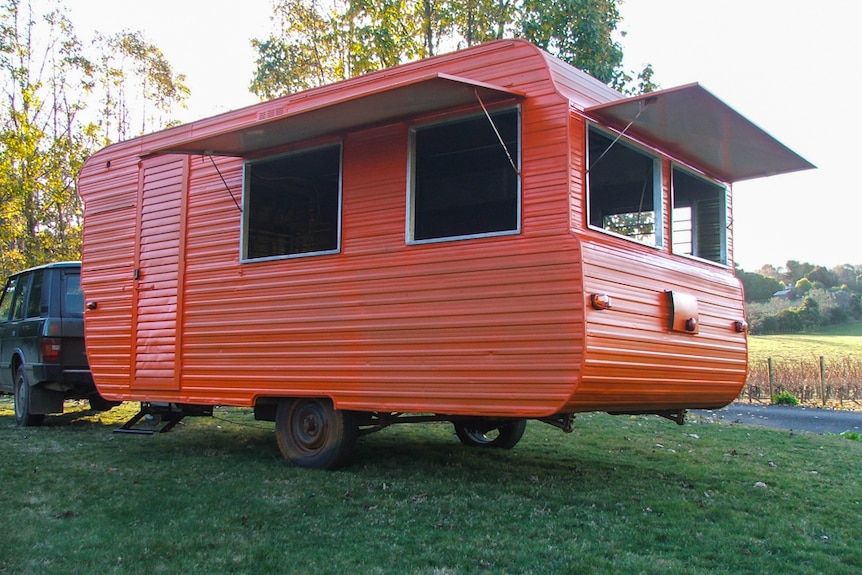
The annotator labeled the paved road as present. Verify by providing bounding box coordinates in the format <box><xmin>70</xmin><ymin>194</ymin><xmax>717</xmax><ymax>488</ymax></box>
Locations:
<box><xmin>694</xmin><ymin>402</ymin><xmax>862</xmax><ymax>435</ymax></box>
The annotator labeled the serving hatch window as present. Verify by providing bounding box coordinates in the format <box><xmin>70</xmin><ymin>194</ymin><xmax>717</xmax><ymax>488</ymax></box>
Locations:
<box><xmin>672</xmin><ymin>166</ymin><xmax>728</xmax><ymax>264</ymax></box>
<box><xmin>243</xmin><ymin>144</ymin><xmax>341</xmax><ymax>261</ymax></box>
<box><xmin>587</xmin><ymin>126</ymin><xmax>662</xmax><ymax>246</ymax></box>
<box><xmin>409</xmin><ymin>108</ymin><xmax>520</xmax><ymax>243</ymax></box>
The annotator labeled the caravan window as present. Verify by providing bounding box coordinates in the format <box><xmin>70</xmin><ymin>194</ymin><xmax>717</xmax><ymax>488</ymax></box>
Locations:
<box><xmin>672</xmin><ymin>167</ymin><xmax>727</xmax><ymax>264</ymax></box>
<box><xmin>587</xmin><ymin>127</ymin><xmax>662</xmax><ymax>246</ymax></box>
<box><xmin>409</xmin><ymin>108</ymin><xmax>520</xmax><ymax>242</ymax></box>
<box><xmin>243</xmin><ymin>145</ymin><xmax>341</xmax><ymax>261</ymax></box>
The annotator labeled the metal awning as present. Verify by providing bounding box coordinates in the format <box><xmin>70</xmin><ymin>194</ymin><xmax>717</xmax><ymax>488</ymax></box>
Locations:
<box><xmin>585</xmin><ymin>83</ymin><xmax>815</xmax><ymax>183</ymax></box>
<box><xmin>145</xmin><ymin>73</ymin><xmax>525</xmax><ymax>157</ymax></box>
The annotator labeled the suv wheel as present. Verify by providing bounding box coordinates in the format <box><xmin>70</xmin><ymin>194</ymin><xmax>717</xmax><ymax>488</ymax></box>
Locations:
<box><xmin>14</xmin><ymin>365</ymin><xmax>44</xmax><ymax>427</ymax></box>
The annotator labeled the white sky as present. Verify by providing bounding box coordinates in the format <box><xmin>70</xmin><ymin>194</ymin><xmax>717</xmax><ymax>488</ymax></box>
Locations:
<box><xmin>62</xmin><ymin>0</ymin><xmax>860</xmax><ymax>270</ymax></box>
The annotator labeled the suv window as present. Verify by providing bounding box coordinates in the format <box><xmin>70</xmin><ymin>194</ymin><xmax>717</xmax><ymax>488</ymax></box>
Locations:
<box><xmin>0</xmin><ymin>276</ymin><xmax>18</xmax><ymax>321</ymax></box>
<box><xmin>62</xmin><ymin>272</ymin><xmax>83</xmax><ymax>317</ymax></box>
<box><xmin>26</xmin><ymin>270</ymin><xmax>45</xmax><ymax>318</ymax></box>
<box><xmin>10</xmin><ymin>273</ymin><xmax>31</xmax><ymax>321</ymax></box>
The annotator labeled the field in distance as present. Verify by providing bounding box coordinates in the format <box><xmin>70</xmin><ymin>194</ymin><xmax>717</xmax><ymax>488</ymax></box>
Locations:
<box><xmin>748</xmin><ymin>321</ymin><xmax>862</xmax><ymax>365</ymax></box>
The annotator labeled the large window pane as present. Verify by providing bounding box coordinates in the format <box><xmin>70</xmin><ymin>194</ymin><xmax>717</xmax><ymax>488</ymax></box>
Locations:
<box><xmin>411</xmin><ymin>109</ymin><xmax>520</xmax><ymax>242</ymax></box>
<box><xmin>588</xmin><ymin>127</ymin><xmax>661</xmax><ymax>246</ymax></box>
<box><xmin>672</xmin><ymin>167</ymin><xmax>727</xmax><ymax>264</ymax></box>
<box><xmin>244</xmin><ymin>145</ymin><xmax>341</xmax><ymax>260</ymax></box>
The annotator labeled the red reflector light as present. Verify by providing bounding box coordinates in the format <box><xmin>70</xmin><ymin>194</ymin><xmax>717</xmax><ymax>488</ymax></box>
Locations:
<box><xmin>41</xmin><ymin>337</ymin><xmax>62</xmax><ymax>363</ymax></box>
<box><xmin>590</xmin><ymin>293</ymin><xmax>612</xmax><ymax>310</ymax></box>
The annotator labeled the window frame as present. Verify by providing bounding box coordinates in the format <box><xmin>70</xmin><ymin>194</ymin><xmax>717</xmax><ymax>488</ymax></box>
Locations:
<box><xmin>670</xmin><ymin>163</ymin><xmax>729</xmax><ymax>266</ymax></box>
<box><xmin>240</xmin><ymin>142</ymin><xmax>343</xmax><ymax>263</ymax></box>
<box><xmin>407</xmin><ymin>106</ymin><xmax>522</xmax><ymax>245</ymax></box>
<box><xmin>10</xmin><ymin>272</ymin><xmax>32</xmax><ymax>321</ymax></box>
<box><xmin>0</xmin><ymin>275</ymin><xmax>20</xmax><ymax>323</ymax></box>
<box><xmin>586</xmin><ymin>124</ymin><xmax>664</xmax><ymax>249</ymax></box>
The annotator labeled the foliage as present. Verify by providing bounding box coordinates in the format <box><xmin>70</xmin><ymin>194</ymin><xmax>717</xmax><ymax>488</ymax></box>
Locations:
<box><xmin>2</xmin><ymin>399</ymin><xmax>862</xmax><ymax>574</ymax></box>
<box><xmin>742</xmin><ymin>262</ymin><xmax>862</xmax><ymax>335</ymax></box>
<box><xmin>748</xmin><ymin>288</ymin><xmax>862</xmax><ymax>335</ymax></box>
<box><xmin>250</xmin><ymin>0</ymin><xmax>656</xmax><ymax>99</ymax></box>
<box><xmin>92</xmin><ymin>30</ymin><xmax>190</xmax><ymax>143</ymax></box>
<box><xmin>0</xmin><ymin>0</ymin><xmax>93</xmax><ymax>274</ymax></box>
<box><xmin>783</xmin><ymin>260</ymin><xmax>815</xmax><ymax>286</ymax></box>
<box><xmin>0</xmin><ymin>0</ymin><xmax>188</xmax><ymax>278</ymax></box>
<box><xmin>794</xmin><ymin>277</ymin><xmax>813</xmax><ymax>293</ymax></box>
<box><xmin>736</xmin><ymin>268</ymin><xmax>783</xmax><ymax>302</ymax></box>
<box><xmin>771</xmin><ymin>390</ymin><xmax>800</xmax><ymax>406</ymax></box>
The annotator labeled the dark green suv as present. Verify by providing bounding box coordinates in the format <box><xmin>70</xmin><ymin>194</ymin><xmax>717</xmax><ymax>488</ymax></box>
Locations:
<box><xmin>0</xmin><ymin>261</ymin><xmax>112</xmax><ymax>426</ymax></box>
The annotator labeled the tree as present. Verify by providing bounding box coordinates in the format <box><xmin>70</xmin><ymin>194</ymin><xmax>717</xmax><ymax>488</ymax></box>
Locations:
<box><xmin>250</xmin><ymin>0</ymin><xmax>422</xmax><ymax>98</ymax></box>
<box><xmin>250</xmin><ymin>0</ymin><xmax>656</xmax><ymax>99</ymax></box>
<box><xmin>829</xmin><ymin>264</ymin><xmax>859</xmax><ymax>291</ymax></box>
<box><xmin>783</xmin><ymin>260</ymin><xmax>815</xmax><ymax>286</ymax></box>
<box><xmin>806</xmin><ymin>265</ymin><xmax>838</xmax><ymax>290</ymax></box>
<box><xmin>520</xmin><ymin>0</ymin><xmax>622</xmax><ymax>85</ymax></box>
<box><xmin>0</xmin><ymin>0</ymin><xmax>189</xmax><ymax>277</ymax></box>
<box><xmin>0</xmin><ymin>0</ymin><xmax>94</xmax><ymax>275</ymax></box>
<box><xmin>757</xmin><ymin>263</ymin><xmax>782</xmax><ymax>281</ymax></box>
<box><xmin>92</xmin><ymin>30</ymin><xmax>190</xmax><ymax>143</ymax></box>
<box><xmin>736</xmin><ymin>269</ymin><xmax>783</xmax><ymax>303</ymax></box>
<box><xmin>794</xmin><ymin>277</ymin><xmax>813</xmax><ymax>294</ymax></box>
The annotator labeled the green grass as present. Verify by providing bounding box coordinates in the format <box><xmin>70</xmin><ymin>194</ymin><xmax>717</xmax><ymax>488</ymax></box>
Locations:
<box><xmin>1</xmin><ymin>399</ymin><xmax>861</xmax><ymax>574</ymax></box>
<box><xmin>748</xmin><ymin>321</ymin><xmax>862</xmax><ymax>366</ymax></box>
<box><xmin>745</xmin><ymin>322</ymin><xmax>862</xmax><ymax>405</ymax></box>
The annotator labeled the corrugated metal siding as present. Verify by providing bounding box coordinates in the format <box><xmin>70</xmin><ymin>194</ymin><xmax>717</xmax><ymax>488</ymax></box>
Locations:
<box><xmin>132</xmin><ymin>156</ymin><xmax>187</xmax><ymax>390</ymax></box>
<box><xmin>79</xmin><ymin>154</ymin><xmax>137</xmax><ymax>396</ymax></box>
<box><xmin>78</xmin><ymin>39</ymin><xmax>747</xmax><ymax>417</ymax></box>
<box><xmin>79</xmin><ymin>40</ymin><xmax>587</xmax><ymax>416</ymax></box>
<box><xmin>574</xmin><ymin>239</ymin><xmax>747</xmax><ymax>411</ymax></box>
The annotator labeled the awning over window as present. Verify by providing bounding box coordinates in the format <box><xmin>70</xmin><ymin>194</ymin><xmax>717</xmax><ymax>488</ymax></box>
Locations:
<box><xmin>585</xmin><ymin>83</ymin><xmax>815</xmax><ymax>183</ymax></box>
<box><xmin>145</xmin><ymin>74</ymin><xmax>524</xmax><ymax>157</ymax></box>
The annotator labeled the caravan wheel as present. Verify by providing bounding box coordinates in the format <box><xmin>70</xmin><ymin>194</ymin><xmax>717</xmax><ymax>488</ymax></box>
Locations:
<box><xmin>454</xmin><ymin>419</ymin><xmax>526</xmax><ymax>449</ymax></box>
<box><xmin>275</xmin><ymin>398</ymin><xmax>357</xmax><ymax>469</ymax></box>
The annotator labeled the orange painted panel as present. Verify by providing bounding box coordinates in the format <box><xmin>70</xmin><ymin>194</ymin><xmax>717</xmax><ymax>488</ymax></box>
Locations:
<box><xmin>78</xmin><ymin>39</ymin><xmax>750</xmax><ymax>417</ymax></box>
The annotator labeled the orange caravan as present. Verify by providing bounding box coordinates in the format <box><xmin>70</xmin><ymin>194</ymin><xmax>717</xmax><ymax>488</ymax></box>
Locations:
<box><xmin>78</xmin><ymin>40</ymin><xmax>812</xmax><ymax>468</ymax></box>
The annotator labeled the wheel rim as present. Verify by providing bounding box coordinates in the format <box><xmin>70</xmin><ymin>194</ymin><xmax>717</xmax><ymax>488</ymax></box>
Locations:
<box><xmin>289</xmin><ymin>401</ymin><xmax>329</xmax><ymax>455</ymax></box>
<box><xmin>461</xmin><ymin>427</ymin><xmax>497</xmax><ymax>445</ymax></box>
<box><xmin>13</xmin><ymin>372</ymin><xmax>25</xmax><ymax>419</ymax></box>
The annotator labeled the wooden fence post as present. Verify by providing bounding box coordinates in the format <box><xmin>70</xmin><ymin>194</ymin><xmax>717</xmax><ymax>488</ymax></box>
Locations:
<box><xmin>820</xmin><ymin>356</ymin><xmax>826</xmax><ymax>406</ymax></box>
<box><xmin>767</xmin><ymin>357</ymin><xmax>774</xmax><ymax>403</ymax></box>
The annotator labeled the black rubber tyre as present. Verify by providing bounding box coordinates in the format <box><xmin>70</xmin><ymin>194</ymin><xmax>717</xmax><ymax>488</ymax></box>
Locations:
<box><xmin>13</xmin><ymin>365</ymin><xmax>44</xmax><ymax>427</ymax></box>
<box><xmin>454</xmin><ymin>418</ymin><xmax>527</xmax><ymax>449</ymax></box>
<box><xmin>275</xmin><ymin>398</ymin><xmax>357</xmax><ymax>469</ymax></box>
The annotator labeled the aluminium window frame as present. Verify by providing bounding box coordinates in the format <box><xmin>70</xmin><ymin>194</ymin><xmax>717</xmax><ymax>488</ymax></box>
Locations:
<box><xmin>240</xmin><ymin>142</ymin><xmax>344</xmax><ymax>263</ymax></box>
<box><xmin>406</xmin><ymin>105</ymin><xmax>522</xmax><ymax>245</ymax></box>
<box><xmin>585</xmin><ymin>123</ymin><xmax>664</xmax><ymax>250</ymax></box>
<box><xmin>670</xmin><ymin>162</ymin><xmax>730</xmax><ymax>267</ymax></box>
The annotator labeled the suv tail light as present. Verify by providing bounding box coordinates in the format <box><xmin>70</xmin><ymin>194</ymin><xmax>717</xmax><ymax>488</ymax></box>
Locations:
<box><xmin>41</xmin><ymin>337</ymin><xmax>62</xmax><ymax>363</ymax></box>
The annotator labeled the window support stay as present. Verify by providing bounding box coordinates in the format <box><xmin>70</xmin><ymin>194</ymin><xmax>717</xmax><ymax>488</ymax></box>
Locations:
<box><xmin>588</xmin><ymin>96</ymin><xmax>656</xmax><ymax>173</ymax></box>
<box><xmin>475</xmin><ymin>90</ymin><xmax>520</xmax><ymax>175</ymax></box>
<box><xmin>207</xmin><ymin>155</ymin><xmax>242</xmax><ymax>213</ymax></box>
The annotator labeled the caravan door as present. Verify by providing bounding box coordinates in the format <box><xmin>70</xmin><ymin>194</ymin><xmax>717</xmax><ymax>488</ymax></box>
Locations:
<box><xmin>131</xmin><ymin>156</ymin><xmax>188</xmax><ymax>392</ymax></box>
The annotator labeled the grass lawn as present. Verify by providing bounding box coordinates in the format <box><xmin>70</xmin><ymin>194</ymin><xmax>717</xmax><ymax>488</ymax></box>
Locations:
<box><xmin>748</xmin><ymin>321</ymin><xmax>862</xmax><ymax>366</ymax></box>
<box><xmin>1</xmin><ymin>399</ymin><xmax>860</xmax><ymax>574</ymax></box>
<box><xmin>745</xmin><ymin>322</ymin><xmax>862</xmax><ymax>406</ymax></box>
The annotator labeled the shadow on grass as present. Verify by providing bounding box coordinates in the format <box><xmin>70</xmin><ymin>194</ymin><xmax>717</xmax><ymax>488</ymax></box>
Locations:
<box><xmin>0</xmin><ymin>395</ymin><xmax>703</xmax><ymax>494</ymax></box>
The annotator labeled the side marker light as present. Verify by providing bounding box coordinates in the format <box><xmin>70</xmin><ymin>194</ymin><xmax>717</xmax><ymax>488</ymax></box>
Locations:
<box><xmin>590</xmin><ymin>293</ymin><xmax>612</xmax><ymax>310</ymax></box>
